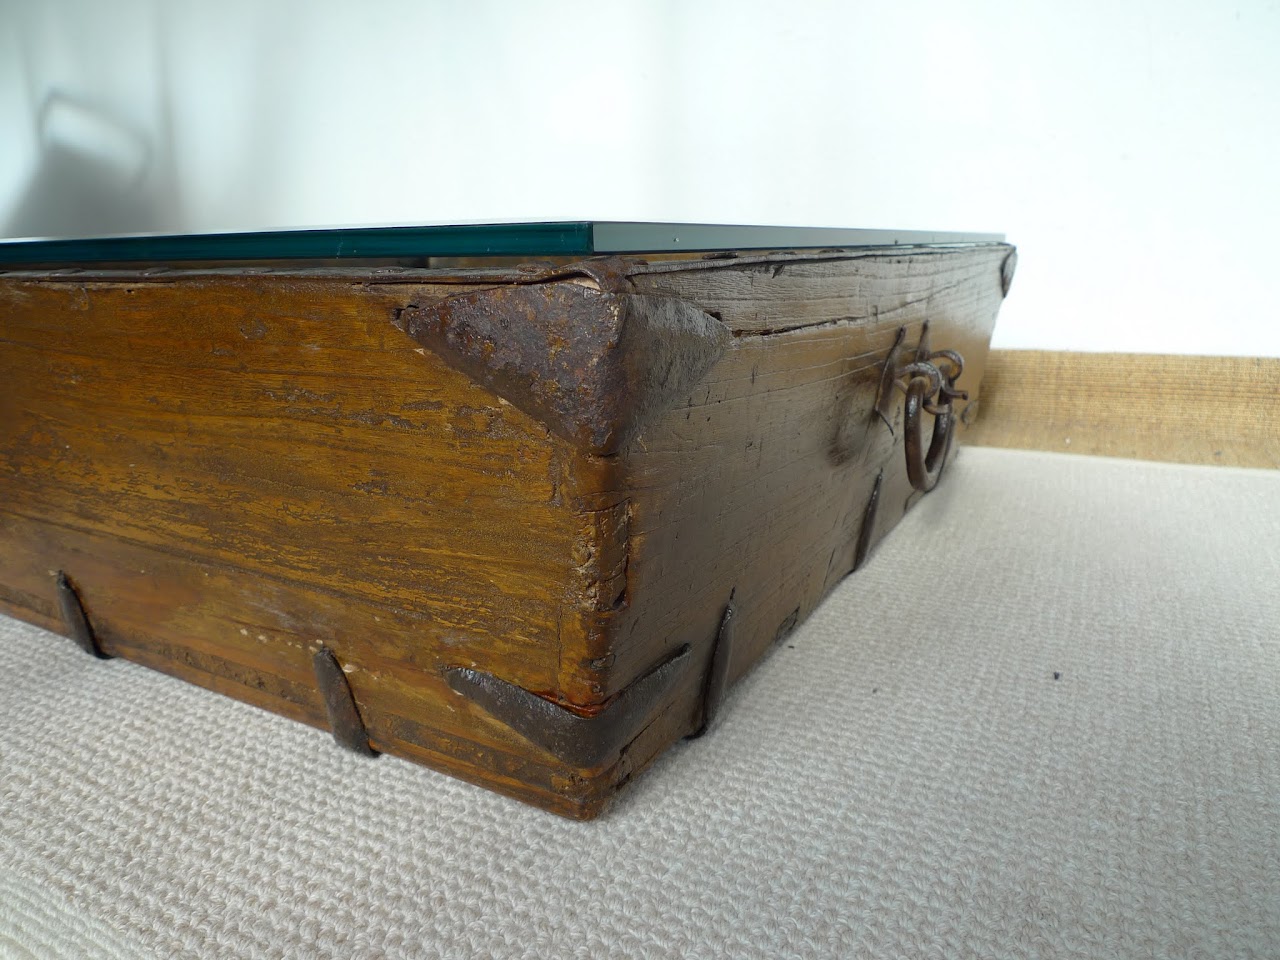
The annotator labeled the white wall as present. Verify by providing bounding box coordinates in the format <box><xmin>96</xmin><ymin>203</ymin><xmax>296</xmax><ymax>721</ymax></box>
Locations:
<box><xmin>3</xmin><ymin>0</ymin><xmax>1278</xmax><ymax>356</ymax></box>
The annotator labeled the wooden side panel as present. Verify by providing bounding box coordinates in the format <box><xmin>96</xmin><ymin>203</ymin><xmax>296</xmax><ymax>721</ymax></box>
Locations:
<box><xmin>594</xmin><ymin>247</ymin><xmax>1010</xmax><ymax>785</ymax></box>
<box><xmin>0</xmin><ymin>273</ymin><xmax>621</xmax><ymax>817</ymax></box>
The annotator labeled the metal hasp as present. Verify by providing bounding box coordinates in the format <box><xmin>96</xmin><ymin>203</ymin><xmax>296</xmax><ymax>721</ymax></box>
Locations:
<box><xmin>688</xmin><ymin>599</ymin><xmax>737</xmax><ymax>739</ymax></box>
<box><xmin>312</xmin><ymin>647</ymin><xmax>377</xmax><ymax>757</ymax></box>
<box><xmin>446</xmin><ymin>645</ymin><xmax>691</xmax><ymax>768</ymax></box>
<box><xmin>54</xmin><ymin>571</ymin><xmax>111</xmax><ymax>659</ymax></box>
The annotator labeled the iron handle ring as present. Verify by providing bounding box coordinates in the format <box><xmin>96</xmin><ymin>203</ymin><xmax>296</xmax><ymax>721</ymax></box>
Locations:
<box><xmin>900</xmin><ymin>348</ymin><xmax>967</xmax><ymax>493</ymax></box>
<box><xmin>904</xmin><ymin>376</ymin><xmax>954</xmax><ymax>492</ymax></box>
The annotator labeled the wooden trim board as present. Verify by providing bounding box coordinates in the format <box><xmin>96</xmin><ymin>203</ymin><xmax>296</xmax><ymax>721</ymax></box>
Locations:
<box><xmin>962</xmin><ymin>350</ymin><xmax>1280</xmax><ymax>469</ymax></box>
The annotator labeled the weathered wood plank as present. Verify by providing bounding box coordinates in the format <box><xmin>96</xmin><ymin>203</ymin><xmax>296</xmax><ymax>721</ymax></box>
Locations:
<box><xmin>627</xmin><ymin>245</ymin><xmax>1009</xmax><ymax>334</ymax></box>
<box><xmin>603</xmin><ymin>253</ymin><xmax>1005</xmax><ymax>731</ymax></box>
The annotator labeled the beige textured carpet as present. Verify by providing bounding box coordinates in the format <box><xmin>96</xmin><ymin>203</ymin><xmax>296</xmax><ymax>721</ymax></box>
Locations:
<box><xmin>1</xmin><ymin>447</ymin><xmax>1278</xmax><ymax>959</ymax></box>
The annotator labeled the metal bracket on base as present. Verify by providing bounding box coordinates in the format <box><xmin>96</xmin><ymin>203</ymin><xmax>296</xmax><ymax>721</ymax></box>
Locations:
<box><xmin>54</xmin><ymin>571</ymin><xmax>112</xmax><ymax>659</ymax></box>
<box><xmin>1001</xmin><ymin>249</ymin><xmax>1018</xmax><ymax>298</ymax></box>
<box><xmin>446</xmin><ymin>645</ymin><xmax>691</xmax><ymax>768</ymax></box>
<box><xmin>688</xmin><ymin>599</ymin><xmax>737</xmax><ymax>739</ymax></box>
<box><xmin>853</xmin><ymin>470</ymin><xmax>884</xmax><ymax>572</ymax></box>
<box><xmin>312</xmin><ymin>646</ymin><xmax>377</xmax><ymax>757</ymax></box>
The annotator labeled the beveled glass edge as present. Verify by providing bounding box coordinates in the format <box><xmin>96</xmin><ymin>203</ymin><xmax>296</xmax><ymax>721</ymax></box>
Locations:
<box><xmin>592</xmin><ymin>223</ymin><xmax>1004</xmax><ymax>252</ymax></box>
<box><xmin>0</xmin><ymin>221</ymin><xmax>1004</xmax><ymax>265</ymax></box>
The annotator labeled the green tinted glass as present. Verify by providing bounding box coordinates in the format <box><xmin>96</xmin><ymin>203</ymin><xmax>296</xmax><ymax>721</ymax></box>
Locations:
<box><xmin>0</xmin><ymin>221</ymin><xmax>1002</xmax><ymax>265</ymax></box>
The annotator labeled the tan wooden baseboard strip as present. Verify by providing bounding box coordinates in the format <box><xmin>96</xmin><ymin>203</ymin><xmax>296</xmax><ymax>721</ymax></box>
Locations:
<box><xmin>962</xmin><ymin>350</ymin><xmax>1280</xmax><ymax>469</ymax></box>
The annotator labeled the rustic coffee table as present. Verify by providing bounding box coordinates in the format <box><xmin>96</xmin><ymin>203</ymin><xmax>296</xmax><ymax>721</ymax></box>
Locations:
<box><xmin>0</xmin><ymin>222</ymin><xmax>1014</xmax><ymax>818</ymax></box>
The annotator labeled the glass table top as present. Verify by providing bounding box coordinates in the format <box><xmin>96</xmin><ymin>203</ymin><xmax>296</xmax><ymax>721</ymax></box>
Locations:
<box><xmin>0</xmin><ymin>222</ymin><xmax>1003</xmax><ymax>266</ymax></box>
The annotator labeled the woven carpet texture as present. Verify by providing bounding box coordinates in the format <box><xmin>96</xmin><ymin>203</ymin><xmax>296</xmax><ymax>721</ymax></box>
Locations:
<box><xmin>1</xmin><ymin>447</ymin><xmax>1277</xmax><ymax>959</ymax></box>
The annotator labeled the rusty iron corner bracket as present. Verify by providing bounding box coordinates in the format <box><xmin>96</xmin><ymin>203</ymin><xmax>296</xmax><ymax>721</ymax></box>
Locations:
<box><xmin>445</xmin><ymin>645</ymin><xmax>691</xmax><ymax>768</ymax></box>
<box><xmin>393</xmin><ymin>282</ymin><xmax>729</xmax><ymax>457</ymax></box>
<box><xmin>312</xmin><ymin>646</ymin><xmax>377</xmax><ymax>757</ymax></box>
<box><xmin>853</xmin><ymin>470</ymin><xmax>884</xmax><ymax>572</ymax></box>
<box><xmin>54</xmin><ymin>571</ymin><xmax>112</xmax><ymax>660</ymax></box>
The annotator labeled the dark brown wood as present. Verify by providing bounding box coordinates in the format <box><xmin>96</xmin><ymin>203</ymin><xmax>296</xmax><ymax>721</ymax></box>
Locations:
<box><xmin>0</xmin><ymin>243</ymin><xmax>1011</xmax><ymax>818</ymax></box>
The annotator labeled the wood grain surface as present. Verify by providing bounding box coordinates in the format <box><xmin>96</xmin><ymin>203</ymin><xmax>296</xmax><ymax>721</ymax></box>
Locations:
<box><xmin>0</xmin><ymin>272</ymin><xmax>618</xmax><ymax>813</ymax></box>
<box><xmin>0</xmin><ymin>245</ymin><xmax>1012</xmax><ymax>817</ymax></box>
<box><xmin>963</xmin><ymin>350</ymin><xmax>1280</xmax><ymax>469</ymax></box>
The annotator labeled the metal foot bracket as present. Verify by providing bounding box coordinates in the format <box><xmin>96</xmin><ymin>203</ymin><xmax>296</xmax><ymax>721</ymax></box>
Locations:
<box><xmin>688</xmin><ymin>599</ymin><xmax>737</xmax><ymax>739</ymax></box>
<box><xmin>446</xmin><ymin>645</ymin><xmax>691</xmax><ymax>768</ymax></box>
<box><xmin>853</xmin><ymin>470</ymin><xmax>884</xmax><ymax>572</ymax></box>
<box><xmin>54</xmin><ymin>571</ymin><xmax>112</xmax><ymax>659</ymax></box>
<box><xmin>312</xmin><ymin>646</ymin><xmax>377</xmax><ymax>757</ymax></box>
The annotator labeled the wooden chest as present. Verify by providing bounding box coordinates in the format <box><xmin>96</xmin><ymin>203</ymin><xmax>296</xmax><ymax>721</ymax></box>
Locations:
<box><xmin>0</xmin><ymin>224</ymin><xmax>1014</xmax><ymax>818</ymax></box>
